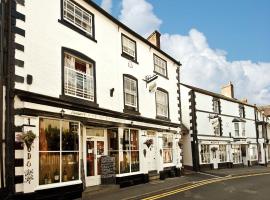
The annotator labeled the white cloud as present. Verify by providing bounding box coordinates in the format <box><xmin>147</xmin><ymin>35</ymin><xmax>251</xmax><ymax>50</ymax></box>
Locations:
<box><xmin>117</xmin><ymin>0</ymin><xmax>270</xmax><ymax>105</ymax></box>
<box><xmin>119</xmin><ymin>0</ymin><xmax>162</xmax><ymax>37</ymax></box>
<box><xmin>101</xmin><ymin>0</ymin><xmax>113</xmax><ymax>13</ymax></box>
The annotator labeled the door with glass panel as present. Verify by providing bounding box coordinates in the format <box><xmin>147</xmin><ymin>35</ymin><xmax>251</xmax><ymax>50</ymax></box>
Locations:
<box><xmin>85</xmin><ymin>128</ymin><xmax>107</xmax><ymax>186</ymax></box>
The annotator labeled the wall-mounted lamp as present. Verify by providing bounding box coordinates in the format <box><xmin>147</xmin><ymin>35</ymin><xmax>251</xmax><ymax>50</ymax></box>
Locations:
<box><xmin>60</xmin><ymin>109</ymin><xmax>65</xmax><ymax>118</ymax></box>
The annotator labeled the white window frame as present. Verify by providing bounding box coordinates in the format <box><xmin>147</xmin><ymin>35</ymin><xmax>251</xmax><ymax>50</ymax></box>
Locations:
<box><xmin>124</xmin><ymin>76</ymin><xmax>138</xmax><ymax>109</ymax></box>
<box><xmin>122</xmin><ymin>35</ymin><xmax>136</xmax><ymax>60</ymax></box>
<box><xmin>234</xmin><ymin>123</ymin><xmax>239</xmax><ymax>137</ymax></box>
<box><xmin>162</xmin><ymin>133</ymin><xmax>173</xmax><ymax>164</ymax></box>
<box><xmin>156</xmin><ymin>89</ymin><xmax>169</xmax><ymax>118</ymax></box>
<box><xmin>200</xmin><ymin>144</ymin><xmax>210</xmax><ymax>164</ymax></box>
<box><xmin>63</xmin><ymin>0</ymin><xmax>93</xmax><ymax>36</ymax></box>
<box><xmin>154</xmin><ymin>54</ymin><xmax>167</xmax><ymax>77</ymax></box>
<box><xmin>64</xmin><ymin>52</ymin><xmax>95</xmax><ymax>101</ymax></box>
<box><xmin>241</xmin><ymin>122</ymin><xmax>246</xmax><ymax>137</ymax></box>
<box><xmin>219</xmin><ymin>145</ymin><xmax>227</xmax><ymax>162</ymax></box>
<box><xmin>213</xmin><ymin>99</ymin><xmax>220</xmax><ymax>113</ymax></box>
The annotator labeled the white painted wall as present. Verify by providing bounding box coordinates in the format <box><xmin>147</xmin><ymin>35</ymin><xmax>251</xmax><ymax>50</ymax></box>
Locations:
<box><xmin>15</xmin><ymin>0</ymin><xmax>180</xmax><ymax>124</ymax></box>
<box><xmin>180</xmin><ymin>85</ymin><xmax>191</xmax><ymax>129</ymax></box>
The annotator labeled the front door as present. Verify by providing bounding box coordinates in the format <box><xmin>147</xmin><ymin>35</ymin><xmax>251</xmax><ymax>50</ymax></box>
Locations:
<box><xmin>241</xmin><ymin>144</ymin><xmax>248</xmax><ymax>166</ymax></box>
<box><xmin>211</xmin><ymin>145</ymin><xmax>219</xmax><ymax>169</ymax></box>
<box><xmin>85</xmin><ymin>128</ymin><xmax>107</xmax><ymax>186</ymax></box>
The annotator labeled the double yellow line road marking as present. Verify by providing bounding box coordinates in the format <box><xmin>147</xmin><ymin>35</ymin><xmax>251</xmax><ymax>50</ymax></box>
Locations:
<box><xmin>142</xmin><ymin>172</ymin><xmax>270</xmax><ymax>200</ymax></box>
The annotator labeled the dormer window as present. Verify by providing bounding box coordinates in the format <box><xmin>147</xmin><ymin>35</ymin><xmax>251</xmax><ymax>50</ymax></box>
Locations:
<box><xmin>213</xmin><ymin>98</ymin><xmax>220</xmax><ymax>114</ymax></box>
<box><xmin>63</xmin><ymin>0</ymin><xmax>94</xmax><ymax>36</ymax></box>
<box><xmin>239</xmin><ymin>105</ymin><xmax>245</xmax><ymax>118</ymax></box>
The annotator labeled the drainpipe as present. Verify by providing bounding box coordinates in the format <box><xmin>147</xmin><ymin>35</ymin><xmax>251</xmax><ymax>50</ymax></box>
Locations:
<box><xmin>0</xmin><ymin>0</ymin><xmax>5</xmax><ymax>189</ymax></box>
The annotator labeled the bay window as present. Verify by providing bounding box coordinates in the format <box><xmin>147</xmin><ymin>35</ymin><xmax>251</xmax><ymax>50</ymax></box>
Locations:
<box><xmin>123</xmin><ymin>75</ymin><xmax>138</xmax><ymax>111</ymax></box>
<box><xmin>234</xmin><ymin>123</ymin><xmax>239</xmax><ymax>137</ymax></box>
<box><xmin>64</xmin><ymin>52</ymin><xmax>95</xmax><ymax>101</ymax></box>
<box><xmin>156</xmin><ymin>89</ymin><xmax>169</xmax><ymax>118</ymax></box>
<box><xmin>200</xmin><ymin>144</ymin><xmax>210</xmax><ymax>164</ymax></box>
<box><xmin>163</xmin><ymin>134</ymin><xmax>173</xmax><ymax>163</ymax></box>
<box><xmin>63</xmin><ymin>0</ymin><xmax>93</xmax><ymax>36</ymax></box>
<box><xmin>154</xmin><ymin>54</ymin><xmax>167</xmax><ymax>77</ymax></box>
<box><xmin>39</xmin><ymin>118</ymin><xmax>79</xmax><ymax>185</ymax></box>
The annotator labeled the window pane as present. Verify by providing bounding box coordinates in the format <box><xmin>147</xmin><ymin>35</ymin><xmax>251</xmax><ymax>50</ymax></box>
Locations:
<box><xmin>120</xmin><ymin>151</ymin><xmax>130</xmax><ymax>174</ymax></box>
<box><xmin>39</xmin><ymin>152</ymin><xmax>60</xmax><ymax>185</ymax></box>
<box><xmin>122</xmin><ymin>129</ymin><xmax>130</xmax><ymax>150</ymax></box>
<box><xmin>62</xmin><ymin>152</ymin><xmax>79</xmax><ymax>182</ymax></box>
<box><xmin>62</xmin><ymin>121</ymin><xmax>79</xmax><ymax>151</ymax></box>
<box><xmin>131</xmin><ymin>151</ymin><xmax>139</xmax><ymax>172</ymax></box>
<box><xmin>39</xmin><ymin>118</ymin><xmax>60</xmax><ymax>151</ymax></box>
<box><xmin>108</xmin><ymin>129</ymin><xmax>118</xmax><ymax>151</ymax></box>
<box><xmin>130</xmin><ymin>130</ymin><xmax>139</xmax><ymax>150</ymax></box>
<box><xmin>163</xmin><ymin>149</ymin><xmax>173</xmax><ymax>163</ymax></box>
<box><xmin>109</xmin><ymin>151</ymin><xmax>119</xmax><ymax>174</ymax></box>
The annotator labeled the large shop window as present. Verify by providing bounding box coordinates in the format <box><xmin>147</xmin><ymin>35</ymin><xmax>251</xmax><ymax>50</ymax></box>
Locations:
<box><xmin>250</xmin><ymin>145</ymin><xmax>257</xmax><ymax>160</ymax></box>
<box><xmin>107</xmin><ymin>129</ymin><xmax>139</xmax><ymax>174</ymax></box>
<box><xmin>156</xmin><ymin>89</ymin><xmax>169</xmax><ymax>118</ymax></box>
<box><xmin>219</xmin><ymin>145</ymin><xmax>227</xmax><ymax>162</ymax></box>
<box><xmin>200</xmin><ymin>144</ymin><xmax>210</xmax><ymax>164</ymax></box>
<box><xmin>39</xmin><ymin>118</ymin><xmax>79</xmax><ymax>185</ymax></box>
<box><xmin>163</xmin><ymin>134</ymin><xmax>173</xmax><ymax>163</ymax></box>
<box><xmin>64</xmin><ymin>52</ymin><xmax>95</xmax><ymax>101</ymax></box>
<box><xmin>154</xmin><ymin>54</ymin><xmax>167</xmax><ymax>77</ymax></box>
<box><xmin>124</xmin><ymin>75</ymin><xmax>138</xmax><ymax>111</ymax></box>
<box><xmin>232</xmin><ymin>145</ymin><xmax>241</xmax><ymax>164</ymax></box>
<box><xmin>63</xmin><ymin>0</ymin><xmax>93</xmax><ymax>36</ymax></box>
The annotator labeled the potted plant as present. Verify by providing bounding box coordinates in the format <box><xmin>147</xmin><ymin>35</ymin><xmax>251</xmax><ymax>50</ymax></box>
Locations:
<box><xmin>144</xmin><ymin>139</ymin><xmax>153</xmax><ymax>148</ymax></box>
<box><xmin>17</xmin><ymin>130</ymin><xmax>36</xmax><ymax>151</ymax></box>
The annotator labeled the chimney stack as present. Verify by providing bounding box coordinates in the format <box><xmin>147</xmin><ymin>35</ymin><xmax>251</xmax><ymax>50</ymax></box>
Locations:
<box><xmin>147</xmin><ymin>30</ymin><xmax>161</xmax><ymax>48</ymax></box>
<box><xmin>221</xmin><ymin>81</ymin><xmax>234</xmax><ymax>98</ymax></box>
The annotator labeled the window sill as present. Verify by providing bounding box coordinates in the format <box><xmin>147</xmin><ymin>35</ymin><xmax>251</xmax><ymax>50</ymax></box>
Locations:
<box><xmin>121</xmin><ymin>53</ymin><xmax>138</xmax><ymax>64</ymax></box>
<box><xmin>153</xmin><ymin>71</ymin><xmax>169</xmax><ymax>80</ymax></box>
<box><xmin>156</xmin><ymin>115</ymin><xmax>171</xmax><ymax>122</ymax></box>
<box><xmin>58</xmin><ymin>19</ymin><xmax>97</xmax><ymax>43</ymax></box>
<box><xmin>60</xmin><ymin>95</ymin><xmax>99</xmax><ymax>108</ymax></box>
<box><xmin>123</xmin><ymin>107</ymin><xmax>140</xmax><ymax>115</ymax></box>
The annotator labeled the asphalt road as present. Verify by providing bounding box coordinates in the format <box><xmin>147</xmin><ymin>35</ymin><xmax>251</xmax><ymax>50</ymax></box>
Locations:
<box><xmin>141</xmin><ymin>173</ymin><xmax>270</xmax><ymax>200</ymax></box>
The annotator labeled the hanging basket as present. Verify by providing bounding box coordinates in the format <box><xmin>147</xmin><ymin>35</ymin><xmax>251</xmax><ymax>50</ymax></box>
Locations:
<box><xmin>17</xmin><ymin>130</ymin><xmax>36</xmax><ymax>151</ymax></box>
<box><xmin>144</xmin><ymin>139</ymin><xmax>153</xmax><ymax>148</ymax></box>
<box><xmin>211</xmin><ymin>147</ymin><xmax>218</xmax><ymax>152</ymax></box>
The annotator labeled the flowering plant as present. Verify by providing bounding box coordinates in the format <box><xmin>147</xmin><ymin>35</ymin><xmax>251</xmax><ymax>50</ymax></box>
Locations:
<box><xmin>17</xmin><ymin>130</ymin><xmax>36</xmax><ymax>151</ymax></box>
<box><xmin>144</xmin><ymin>139</ymin><xmax>153</xmax><ymax>148</ymax></box>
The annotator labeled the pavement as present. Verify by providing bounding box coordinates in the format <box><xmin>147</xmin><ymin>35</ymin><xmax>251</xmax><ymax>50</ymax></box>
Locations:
<box><xmin>81</xmin><ymin>166</ymin><xmax>270</xmax><ymax>200</ymax></box>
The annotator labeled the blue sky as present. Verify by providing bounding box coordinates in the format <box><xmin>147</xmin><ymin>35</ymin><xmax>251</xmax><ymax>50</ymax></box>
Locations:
<box><xmin>95</xmin><ymin>0</ymin><xmax>270</xmax><ymax>105</ymax></box>
<box><xmin>96</xmin><ymin>0</ymin><xmax>270</xmax><ymax>62</ymax></box>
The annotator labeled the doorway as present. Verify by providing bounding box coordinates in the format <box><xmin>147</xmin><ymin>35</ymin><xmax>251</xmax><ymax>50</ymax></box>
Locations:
<box><xmin>211</xmin><ymin>145</ymin><xmax>220</xmax><ymax>169</ymax></box>
<box><xmin>85</xmin><ymin>128</ymin><xmax>107</xmax><ymax>186</ymax></box>
<box><xmin>146</xmin><ymin>131</ymin><xmax>157</xmax><ymax>171</ymax></box>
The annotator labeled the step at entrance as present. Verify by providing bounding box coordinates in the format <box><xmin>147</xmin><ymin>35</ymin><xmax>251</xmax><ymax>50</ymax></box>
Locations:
<box><xmin>148</xmin><ymin>170</ymin><xmax>159</xmax><ymax>181</ymax></box>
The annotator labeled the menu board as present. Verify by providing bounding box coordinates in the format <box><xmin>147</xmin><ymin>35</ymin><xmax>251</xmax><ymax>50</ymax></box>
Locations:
<box><xmin>100</xmin><ymin>156</ymin><xmax>116</xmax><ymax>184</ymax></box>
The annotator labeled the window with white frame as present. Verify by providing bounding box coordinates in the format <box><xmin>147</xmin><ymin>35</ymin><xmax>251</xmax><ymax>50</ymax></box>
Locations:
<box><xmin>213</xmin><ymin>99</ymin><xmax>220</xmax><ymax>113</ymax></box>
<box><xmin>250</xmin><ymin>145</ymin><xmax>257</xmax><ymax>160</ymax></box>
<box><xmin>163</xmin><ymin>134</ymin><xmax>173</xmax><ymax>163</ymax></box>
<box><xmin>241</xmin><ymin>122</ymin><xmax>246</xmax><ymax>137</ymax></box>
<box><xmin>200</xmin><ymin>144</ymin><xmax>210</xmax><ymax>164</ymax></box>
<box><xmin>211</xmin><ymin>118</ymin><xmax>220</xmax><ymax>136</ymax></box>
<box><xmin>232</xmin><ymin>145</ymin><xmax>241</xmax><ymax>164</ymax></box>
<box><xmin>234</xmin><ymin>123</ymin><xmax>239</xmax><ymax>137</ymax></box>
<box><xmin>63</xmin><ymin>0</ymin><xmax>93</xmax><ymax>36</ymax></box>
<box><xmin>124</xmin><ymin>76</ymin><xmax>138</xmax><ymax>110</ymax></box>
<box><xmin>219</xmin><ymin>145</ymin><xmax>227</xmax><ymax>162</ymax></box>
<box><xmin>239</xmin><ymin>105</ymin><xmax>245</xmax><ymax>118</ymax></box>
<box><xmin>156</xmin><ymin>89</ymin><xmax>169</xmax><ymax>118</ymax></box>
<box><xmin>154</xmin><ymin>54</ymin><xmax>167</xmax><ymax>77</ymax></box>
<box><xmin>39</xmin><ymin>118</ymin><xmax>79</xmax><ymax>185</ymax></box>
<box><xmin>64</xmin><ymin>52</ymin><xmax>94</xmax><ymax>101</ymax></box>
<box><xmin>122</xmin><ymin>35</ymin><xmax>136</xmax><ymax>60</ymax></box>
